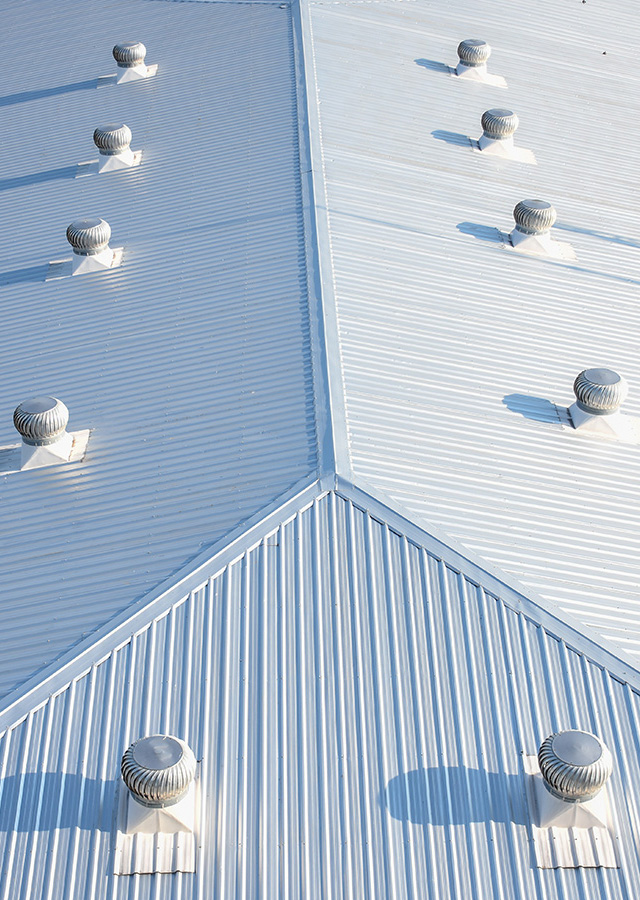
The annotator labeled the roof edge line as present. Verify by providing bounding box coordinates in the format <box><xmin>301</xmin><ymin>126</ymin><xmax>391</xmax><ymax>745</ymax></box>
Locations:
<box><xmin>292</xmin><ymin>0</ymin><xmax>352</xmax><ymax>481</ymax></box>
<box><xmin>0</xmin><ymin>474</ymin><xmax>326</xmax><ymax>734</ymax></box>
<box><xmin>336</xmin><ymin>474</ymin><xmax>640</xmax><ymax>691</ymax></box>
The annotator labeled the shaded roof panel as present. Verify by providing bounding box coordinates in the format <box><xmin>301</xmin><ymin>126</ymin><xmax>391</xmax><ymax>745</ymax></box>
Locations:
<box><xmin>1</xmin><ymin>487</ymin><xmax>640</xmax><ymax>898</ymax></box>
<box><xmin>0</xmin><ymin>0</ymin><xmax>317</xmax><ymax>699</ymax></box>
<box><xmin>305</xmin><ymin>0</ymin><xmax>640</xmax><ymax>660</ymax></box>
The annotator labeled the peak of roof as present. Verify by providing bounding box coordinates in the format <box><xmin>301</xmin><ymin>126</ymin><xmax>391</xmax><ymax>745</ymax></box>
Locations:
<box><xmin>2</xmin><ymin>485</ymin><xmax>640</xmax><ymax>897</ymax></box>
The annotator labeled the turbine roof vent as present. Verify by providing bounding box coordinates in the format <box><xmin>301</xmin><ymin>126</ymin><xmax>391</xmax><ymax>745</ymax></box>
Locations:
<box><xmin>66</xmin><ymin>218</ymin><xmax>111</xmax><ymax>256</ymax></box>
<box><xmin>13</xmin><ymin>396</ymin><xmax>68</xmax><ymax>446</ymax></box>
<box><xmin>93</xmin><ymin>124</ymin><xmax>132</xmax><ymax>156</ymax></box>
<box><xmin>481</xmin><ymin>108</ymin><xmax>519</xmax><ymax>140</ymax></box>
<box><xmin>538</xmin><ymin>730</ymin><xmax>613</xmax><ymax>803</ymax></box>
<box><xmin>112</xmin><ymin>41</ymin><xmax>147</xmax><ymax>69</ymax></box>
<box><xmin>513</xmin><ymin>199</ymin><xmax>557</xmax><ymax>235</ymax></box>
<box><xmin>121</xmin><ymin>734</ymin><xmax>197</xmax><ymax>808</ymax></box>
<box><xmin>457</xmin><ymin>39</ymin><xmax>491</xmax><ymax>67</ymax></box>
<box><xmin>574</xmin><ymin>368</ymin><xmax>628</xmax><ymax>416</ymax></box>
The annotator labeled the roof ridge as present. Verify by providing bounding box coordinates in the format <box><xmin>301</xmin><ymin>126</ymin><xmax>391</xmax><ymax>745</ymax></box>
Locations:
<box><xmin>293</xmin><ymin>0</ymin><xmax>352</xmax><ymax>479</ymax></box>
<box><xmin>4</xmin><ymin>469</ymin><xmax>640</xmax><ymax>736</ymax></box>
<box><xmin>336</xmin><ymin>475</ymin><xmax>640</xmax><ymax>690</ymax></box>
<box><xmin>0</xmin><ymin>474</ymin><xmax>325</xmax><ymax>734</ymax></box>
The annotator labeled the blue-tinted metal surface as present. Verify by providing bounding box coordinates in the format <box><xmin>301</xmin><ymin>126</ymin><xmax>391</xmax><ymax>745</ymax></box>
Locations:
<box><xmin>1</xmin><ymin>489</ymin><xmax>640</xmax><ymax>898</ymax></box>
<box><xmin>306</xmin><ymin>0</ymin><xmax>640</xmax><ymax>660</ymax></box>
<box><xmin>0</xmin><ymin>0</ymin><xmax>317</xmax><ymax>699</ymax></box>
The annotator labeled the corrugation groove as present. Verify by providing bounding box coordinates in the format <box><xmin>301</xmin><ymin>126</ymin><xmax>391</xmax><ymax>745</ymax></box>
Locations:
<box><xmin>308</xmin><ymin>0</ymin><xmax>640</xmax><ymax>660</ymax></box>
<box><xmin>0</xmin><ymin>0</ymin><xmax>318</xmax><ymax>700</ymax></box>
<box><xmin>0</xmin><ymin>491</ymin><xmax>639</xmax><ymax>897</ymax></box>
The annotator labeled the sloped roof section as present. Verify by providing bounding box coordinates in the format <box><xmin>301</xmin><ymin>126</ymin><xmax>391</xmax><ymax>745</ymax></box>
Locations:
<box><xmin>303</xmin><ymin>0</ymin><xmax>640</xmax><ymax>659</ymax></box>
<box><xmin>1</xmin><ymin>487</ymin><xmax>640</xmax><ymax>898</ymax></box>
<box><xmin>0</xmin><ymin>0</ymin><xmax>318</xmax><ymax>699</ymax></box>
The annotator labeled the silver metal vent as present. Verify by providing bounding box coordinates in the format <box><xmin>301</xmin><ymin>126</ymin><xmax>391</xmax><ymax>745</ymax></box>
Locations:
<box><xmin>513</xmin><ymin>200</ymin><xmax>557</xmax><ymax>235</ymax></box>
<box><xmin>66</xmin><ymin>218</ymin><xmax>111</xmax><ymax>256</ymax></box>
<box><xmin>538</xmin><ymin>730</ymin><xmax>613</xmax><ymax>803</ymax></box>
<box><xmin>13</xmin><ymin>397</ymin><xmax>69</xmax><ymax>446</ymax></box>
<box><xmin>574</xmin><ymin>368</ymin><xmax>628</xmax><ymax>416</ymax></box>
<box><xmin>112</xmin><ymin>41</ymin><xmax>146</xmax><ymax>69</ymax></box>
<box><xmin>457</xmin><ymin>39</ymin><xmax>491</xmax><ymax>68</ymax></box>
<box><xmin>481</xmin><ymin>108</ymin><xmax>519</xmax><ymax>141</ymax></box>
<box><xmin>121</xmin><ymin>735</ymin><xmax>197</xmax><ymax>808</ymax></box>
<box><xmin>93</xmin><ymin>124</ymin><xmax>132</xmax><ymax>156</ymax></box>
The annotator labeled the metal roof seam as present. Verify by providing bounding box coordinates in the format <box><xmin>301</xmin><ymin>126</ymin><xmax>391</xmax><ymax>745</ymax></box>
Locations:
<box><xmin>0</xmin><ymin>0</ymin><xmax>319</xmax><ymax>701</ymax></box>
<box><xmin>333</xmin><ymin>474</ymin><xmax>640</xmax><ymax>692</ymax></box>
<box><xmin>0</xmin><ymin>475</ymin><xmax>324</xmax><ymax>735</ymax></box>
<box><xmin>4</xmin><ymin>471</ymin><xmax>639</xmax><ymax>746</ymax></box>
<box><xmin>3</xmin><ymin>488</ymin><xmax>640</xmax><ymax>895</ymax></box>
<box><xmin>307</xmin><ymin>0</ymin><xmax>640</xmax><ymax>665</ymax></box>
<box><xmin>293</xmin><ymin>0</ymin><xmax>353</xmax><ymax>479</ymax></box>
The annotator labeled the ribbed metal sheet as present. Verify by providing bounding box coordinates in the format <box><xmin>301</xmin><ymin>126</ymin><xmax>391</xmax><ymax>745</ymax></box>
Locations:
<box><xmin>1</xmin><ymin>489</ymin><xmax>640</xmax><ymax>899</ymax></box>
<box><xmin>0</xmin><ymin>0</ymin><xmax>317</xmax><ymax>700</ymax></box>
<box><xmin>306</xmin><ymin>0</ymin><xmax>640</xmax><ymax>660</ymax></box>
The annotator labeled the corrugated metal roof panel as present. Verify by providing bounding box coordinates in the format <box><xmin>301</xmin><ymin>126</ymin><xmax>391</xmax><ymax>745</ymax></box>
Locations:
<box><xmin>305</xmin><ymin>0</ymin><xmax>640</xmax><ymax>661</ymax></box>
<box><xmin>0</xmin><ymin>0</ymin><xmax>317</xmax><ymax>700</ymax></box>
<box><xmin>1</xmin><ymin>489</ymin><xmax>640</xmax><ymax>898</ymax></box>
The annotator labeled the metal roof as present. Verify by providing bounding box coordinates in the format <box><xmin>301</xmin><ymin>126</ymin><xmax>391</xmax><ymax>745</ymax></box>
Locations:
<box><xmin>0</xmin><ymin>0</ymin><xmax>318</xmax><ymax>700</ymax></box>
<box><xmin>303</xmin><ymin>0</ymin><xmax>640</xmax><ymax>661</ymax></box>
<box><xmin>2</xmin><ymin>486</ymin><xmax>640</xmax><ymax>899</ymax></box>
<box><xmin>1</xmin><ymin>0</ymin><xmax>640</xmax><ymax>896</ymax></box>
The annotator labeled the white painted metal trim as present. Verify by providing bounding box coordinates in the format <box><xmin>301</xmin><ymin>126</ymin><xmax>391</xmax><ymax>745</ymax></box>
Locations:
<box><xmin>292</xmin><ymin>0</ymin><xmax>352</xmax><ymax>479</ymax></box>
<box><xmin>0</xmin><ymin>474</ymin><xmax>324</xmax><ymax>733</ymax></box>
<box><xmin>4</xmin><ymin>469</ymin><xmax>640</xmax><ymax>736</ymax></box>
<box><xmin>334</xmin><ymin>474</ymin><xmax>640</xmax><ymax>690</ymax></box>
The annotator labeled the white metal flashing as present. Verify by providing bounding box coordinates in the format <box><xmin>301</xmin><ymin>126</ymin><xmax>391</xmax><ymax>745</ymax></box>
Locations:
<box><xmin>293</xmin><ymin>0</ymin><xmax>352</xmax><ymax>479</ymax></box>
<box><xmin>0</xmin><ymin>474</ymin><xmax>324</xmax><ymax>733</ymax></box>
<box><xmin>1</xmin><ymin>3</ymin><xmax>640</xmax><ymax>898</ymax></box>
<box><xmin>508</xmin><ymin>227</ymin><xmax>576</xmax><ymax>259</ymax></box>
<box><xmin>97</xmin><ymin>149</ymin><xmax>142</xmax><ymax>173</ymax></box>
<box><xmin>114</xmin><ymin>780</ymin><xmax>198</xmax><ymax>874</ymax></box>
<box><xmin>454</xmin><ymin>63</ymin><xmax>507</xmax><ymax>88</ymax></box>
<box><xmin>335</xmin><ymin>475</ymin><xmax>640</xmax><ymax>690</ymax></box>
<box><xmin>2</xmin><ymin>487</ymin><xmax>640</xmax><ymax>899</ymax></box>
<box><xmin>115</xmin><ymin>62</ymin><xmax>158</xmax><ymax>84</ymax></box>
<box><xmin>524</xmin><ymin>755</ymin><xmax>618</xmax><ymax>868</ymax></box>
<box><xmin>3</xmin><ymin>474</ymin><xmax>640</xmax><ymax>744</ymax></box>
<box><xmin>475</xmin><ymin>133</ymin><xmax>536</xmax><ymax>163</ymax></box>
<box><xmin>0</xmin><ymin>428</ymin><xmax>90</xmax><ymax>474</ymax></box>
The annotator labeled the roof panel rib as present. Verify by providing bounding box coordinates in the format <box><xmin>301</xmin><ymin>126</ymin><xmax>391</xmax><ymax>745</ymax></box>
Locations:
<box><xmin>305</xmin><ymin>0</ymin><xmax>640</xmax><ymax>660</ymax></box>
<box><xmin>0</xmin><ymin>0</ymin><xmax>317</xmax><ymax>699</ymax></box>
<box><xmin>1</xmin><ymin>489</ymin><xmax>640</xmax><ymax>899</ymax></box>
